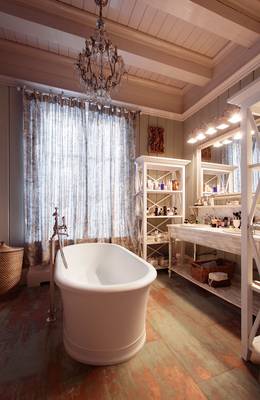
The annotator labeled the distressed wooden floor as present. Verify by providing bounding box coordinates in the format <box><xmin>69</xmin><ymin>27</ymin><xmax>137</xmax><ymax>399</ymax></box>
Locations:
<box><xmin>0</xmin><ymin>272</ymin><xmax>260</xmax><ymax>400</ymax></box>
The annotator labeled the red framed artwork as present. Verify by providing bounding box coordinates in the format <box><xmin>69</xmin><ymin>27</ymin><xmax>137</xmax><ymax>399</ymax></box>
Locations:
<box><xmin>148</xmin><ymin>126</ymin><xmax>165</xmax><ymax>154</ymax></box>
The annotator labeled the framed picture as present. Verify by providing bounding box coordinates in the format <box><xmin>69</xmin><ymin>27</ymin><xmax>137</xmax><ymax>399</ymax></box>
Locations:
<box><xmin>148</xmin><ymin>126</ymin><xmax>164</xmax><ymax>154</ymax></box>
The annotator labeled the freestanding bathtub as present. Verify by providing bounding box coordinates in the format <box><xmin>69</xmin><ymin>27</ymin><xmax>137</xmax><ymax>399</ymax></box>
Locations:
<box><xmin>54</xmin><ymin>243</ymin><xmax>157</xmax><ymax>365</ymax></box>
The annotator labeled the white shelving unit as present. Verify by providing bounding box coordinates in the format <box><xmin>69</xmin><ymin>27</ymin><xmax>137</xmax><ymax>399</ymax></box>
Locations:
<box><xmin>135</xmin><ymin>156</ymin><xmax>190</xmax><ymax>269</ymax></box>
<box><xmin>229</xmin><ymin>77</ymin><xmax>260</xmax><ymax>363</ymax></box>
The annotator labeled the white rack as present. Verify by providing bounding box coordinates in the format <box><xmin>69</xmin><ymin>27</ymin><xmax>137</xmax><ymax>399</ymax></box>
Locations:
<box><xmin>229</xmin><ymin>77</ymin><xmax>260</xmax><ymax>363</ymax></box>
<box><xmin>135</xmin><ymin>156</ymin><xmax>190</xmax><ymax>268</ymax></box>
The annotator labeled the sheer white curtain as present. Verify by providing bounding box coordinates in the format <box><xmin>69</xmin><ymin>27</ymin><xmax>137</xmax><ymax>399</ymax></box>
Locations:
<box><xmin>86</xmin><ymin>109</ymin><xmax>135</xmax><ymax>239</ymax></box>
<box><xmin>23</xmin><ymin>94</ymin><xmax>136</xmax><ymax>266</ymax></box>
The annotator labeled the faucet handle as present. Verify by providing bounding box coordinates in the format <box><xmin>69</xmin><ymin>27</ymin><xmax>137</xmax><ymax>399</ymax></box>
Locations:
<box><xmin>53</xmin><ymin>207</ymin><xmax>59</xmax><ymax>217</ymax></box>
<box><xmin>62</xmin><ymin>216</ymin><xmax>67</xmax><ymax>232</ymax></box>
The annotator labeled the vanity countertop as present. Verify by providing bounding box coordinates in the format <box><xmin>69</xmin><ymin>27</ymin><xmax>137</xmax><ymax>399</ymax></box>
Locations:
<box><xmin>167</xmin><ymin>224</ymin><xmax>260</xmax><ymax>255</ymax></box>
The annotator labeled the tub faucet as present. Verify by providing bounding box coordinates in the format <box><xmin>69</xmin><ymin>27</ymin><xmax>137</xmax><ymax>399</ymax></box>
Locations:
<box><xmin>51</xmin><ymin>207</ymin><xmax>68</xmax><ymax>239</ymax></box>
<box><xmin>47</xmin><ymin>207</ymin><xmax>69</xmax><ymax>323</ymax></box>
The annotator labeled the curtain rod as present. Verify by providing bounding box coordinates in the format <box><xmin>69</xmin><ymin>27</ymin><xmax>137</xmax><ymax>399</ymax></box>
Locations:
<box><xmin>19</xmin><ymin>85</ymin><xmax>141</xmax><ymax>115</ymax></box>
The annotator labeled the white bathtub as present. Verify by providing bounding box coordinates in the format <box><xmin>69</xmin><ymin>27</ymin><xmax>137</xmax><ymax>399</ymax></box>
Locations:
<box><xmin>54</xmin><ymin>243</ymin><xmax>157</xmax><ymax>365</ymax></box>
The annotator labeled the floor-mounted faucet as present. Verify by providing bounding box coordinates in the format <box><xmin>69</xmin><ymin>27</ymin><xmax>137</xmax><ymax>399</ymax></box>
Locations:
<box><xmin>47</xmin><ymin>208</ymin><xmax>69</xmax><ymax>323</ymax></box>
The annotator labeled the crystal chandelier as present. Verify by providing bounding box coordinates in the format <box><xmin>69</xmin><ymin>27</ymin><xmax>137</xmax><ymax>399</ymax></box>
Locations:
<box><xmin>76</xmin><ymin>0</ymin><xmax>126</xmax><ymax>103</ymax></box>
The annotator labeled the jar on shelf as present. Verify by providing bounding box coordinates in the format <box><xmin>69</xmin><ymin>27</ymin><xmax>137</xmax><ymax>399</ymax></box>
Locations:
<box><xmin>172</xmin><ymin>180</ymin><xmax>180</xmax><ymax>191</ymax></box>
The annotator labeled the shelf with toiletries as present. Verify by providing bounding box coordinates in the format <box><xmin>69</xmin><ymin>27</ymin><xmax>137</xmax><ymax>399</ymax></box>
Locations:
<box><xmin>171</xmin><ymin>260</ymin><xmax>260</xmax><ymax>316</ymax></box>
<box><xmin>191</xmin><ymin>205</ymin><xmax>242</xmax><ymax>209</ymax></box>
<box><xmin>147</xmin><ymin>189</ymin><xmax>183</xmax><ymax>194</ymax></box>
<box><xmin>147</xmin><ymin>215</ymin><xmax>182</xmax><ymax>219</ymax></box>
<box><xmin>135</xmin><ymin>156</ymin><xmax>190</xmax><ymax>269</ymax></box>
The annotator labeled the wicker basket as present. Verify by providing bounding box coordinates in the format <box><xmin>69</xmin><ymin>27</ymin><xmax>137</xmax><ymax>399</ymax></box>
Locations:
<box><xmin>0</xmin><ymin>242</ymin><xmax>24</xmax><ymax>295</ymax></box>
<box><xmin>191</xmin><ymin>258</ymin><xmax>236</xmax><ymax>283</ymax></box>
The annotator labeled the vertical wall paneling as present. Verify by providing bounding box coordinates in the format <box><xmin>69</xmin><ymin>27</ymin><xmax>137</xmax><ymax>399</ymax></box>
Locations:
<box><xmin>138</xmin><ymin>114</ymin><xmax>184</xmax><ymax>159</ymax></box>
<box><xmin>0</xmin><ymin>85</ymin><xmax>24</xmax><ymax>246</ymax></box>
<box><xmin>9</xmin><ymin>88</ymin><xmax>24</xmax><ymax>246</ymax></box>
<box><xmin>0</xmin><ymin>86</ymin><xmax>10</xmax><ymax>243</ymax></box>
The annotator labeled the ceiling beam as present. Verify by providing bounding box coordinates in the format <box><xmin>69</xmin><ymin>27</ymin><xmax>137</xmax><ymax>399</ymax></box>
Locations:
<box><xmin>0</xmin><ymin>12</ymin><xmax>210</xmax><ymax>87</ymax></box>
<box><xmin>143</xmin><ymin>0</ymin><xmax>260</xmax><ymax>47</ymax></box>
<box><xmin>0</xmin><ymin>38</ymin><xmax>183</xmax><ymax>114</ymax></box>
<box><xmin>0</xmin><ymin>0</ymin><xmax>212</xmax><ymax>86</ymax></box>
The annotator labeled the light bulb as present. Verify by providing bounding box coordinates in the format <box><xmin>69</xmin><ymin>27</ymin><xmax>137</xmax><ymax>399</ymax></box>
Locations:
<box><xmin>206</xmin><ymin>126</ymin><xmax>217</xmax><ymax>135</ymax></box>
<box><xmin>187</xmin><ymin>137</ymin><xmax>197</xmax><ymax>144</ymax></box>
<box><xmin>196</xmin><ymin>132</ymin><xmax>206</xmax><ymax>141</ymax></box>
<box><xmin>216</xmin><ymin>122</ymin><xmax>229</xmax><ymax>130</ymax></box>
<box><xmin>228</xmin><ymin>112</ymin><xmax>241</xmax><ymax>124</ymax></box>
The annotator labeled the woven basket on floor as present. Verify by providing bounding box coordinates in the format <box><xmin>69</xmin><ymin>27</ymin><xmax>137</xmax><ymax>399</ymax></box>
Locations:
<box><xmin>0</xmin><ymin>242</ymin><xmax>24</xmax><ymax>295</ymax></box>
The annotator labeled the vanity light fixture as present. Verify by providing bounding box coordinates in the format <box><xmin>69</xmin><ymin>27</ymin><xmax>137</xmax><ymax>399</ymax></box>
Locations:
<box><xmin>196</xmin><ymin>132</ymin><xmax>206</xmax><ymax>141</ymax></box>
<box><xmin>187</xmin><ymin>137</ymin><xmax>197</xmax><ymax>144</ymax></box>
<box><xmin>205</xmin><ymin>126</ymin><xmax>217</xmax><ymax>135</ymax></box>
<box><xmin>233</xmin><ymin>131</ymin><xmax>242</xmax><ymax>140</ymax></box>
<box><xmin>228</xmin><ymin>112</ymin><xmax>241</xmax><ymax>124</ymax></box>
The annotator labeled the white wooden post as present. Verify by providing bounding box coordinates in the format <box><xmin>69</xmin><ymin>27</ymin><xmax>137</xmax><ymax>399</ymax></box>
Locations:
<box><xmin>143</xmin><ymin>162</ymin><xmax>147</xmax><ymax>260</ymax></box>
<box><xmin>240</xmin><ymin>107</ymin><xmax>253</xmax><ymax>361</ymax></box>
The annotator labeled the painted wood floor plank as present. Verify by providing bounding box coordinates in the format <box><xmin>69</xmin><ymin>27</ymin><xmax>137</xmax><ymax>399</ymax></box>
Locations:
<box><xmin>198</xmin><ymin>367</ymin><xmax>260</xmax><ymax>400</ymax></box>
<box><xmin>0</xmin><ymin>274</ymin><xmax>259</xmax><ymax>399</ymax></box>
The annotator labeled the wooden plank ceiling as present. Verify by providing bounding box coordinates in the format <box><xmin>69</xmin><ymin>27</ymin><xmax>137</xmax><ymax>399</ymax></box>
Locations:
<box><xmin>0</xmin><ymin>0</ymin><xmax>259</xmax><ymax>114</ymax></box>
<box><xmin>61</xmin><ymin>0</ymin><xmax>228</xmax><ymax>59</ymax></box>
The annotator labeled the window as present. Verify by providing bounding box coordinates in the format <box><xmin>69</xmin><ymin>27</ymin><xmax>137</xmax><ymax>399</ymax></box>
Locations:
<box><xmin>23</xmin><ymin>95</ymin><xmax>136</xmax><ymax>259</ymax></box>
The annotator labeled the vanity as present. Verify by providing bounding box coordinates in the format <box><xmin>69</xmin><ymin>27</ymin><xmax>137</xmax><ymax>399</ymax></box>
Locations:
<box><xmin>168</xmin><ymin>223</ymin><xmax>260</xmax><ymax>314</ymax></box>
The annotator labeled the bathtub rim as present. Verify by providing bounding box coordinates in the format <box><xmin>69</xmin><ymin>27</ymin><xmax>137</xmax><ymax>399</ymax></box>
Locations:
<box><xmin>54</xmin><ymin>243</ymin><xmax>157</xmax><ymax>293</ymax></box>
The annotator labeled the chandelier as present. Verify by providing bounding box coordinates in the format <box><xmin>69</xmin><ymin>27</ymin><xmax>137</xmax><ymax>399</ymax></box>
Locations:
<box><xmin>76</xmin><ymin>0</ymin><xmax>126</xmax><ymax>103</ymax></box>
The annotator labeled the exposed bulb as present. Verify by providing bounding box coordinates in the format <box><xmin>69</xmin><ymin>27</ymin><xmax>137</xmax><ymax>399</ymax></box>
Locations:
<box><xmin>205</xmin><ymin>126</ymin><xmax>217</xmax><ymax>135</ymax></box>
<box><xmin>216</xmin><ymin>122</ymin><xmax>229</xmax><ymax>130</ymax></box>
<box><xmin>187</xmin><ymin>137</ymin><xmax>197</xmax><ymax>144</ymax></box>
<box><xmin>196</xmin><ymin>132</ymin><xmax>206</xmax><ymax>141</ymax></box>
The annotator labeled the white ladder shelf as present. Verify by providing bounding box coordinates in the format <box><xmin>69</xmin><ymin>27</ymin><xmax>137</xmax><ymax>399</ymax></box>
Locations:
<box><xmin>229</xmin><ymin>77</ymin><xmax>260</xmax><ymax>363</ymax></box>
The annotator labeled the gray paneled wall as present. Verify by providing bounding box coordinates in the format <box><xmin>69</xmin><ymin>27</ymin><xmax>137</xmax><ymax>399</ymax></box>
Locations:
<box><xmin>0</xmin><ymin>85</ymin><xmax>24</xmax><ymax>246</ymax></box>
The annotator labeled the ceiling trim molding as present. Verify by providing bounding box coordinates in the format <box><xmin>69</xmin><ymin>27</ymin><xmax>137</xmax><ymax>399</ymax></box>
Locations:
<box><xmin>0</xmin><ymin>73</ymin><xmax>184</xmax><ymax>121</ymax></box>
<box><xmin>181</xmin><ymin>53</ymin><xmax>260</xmax><ymax>121</ymax></box>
